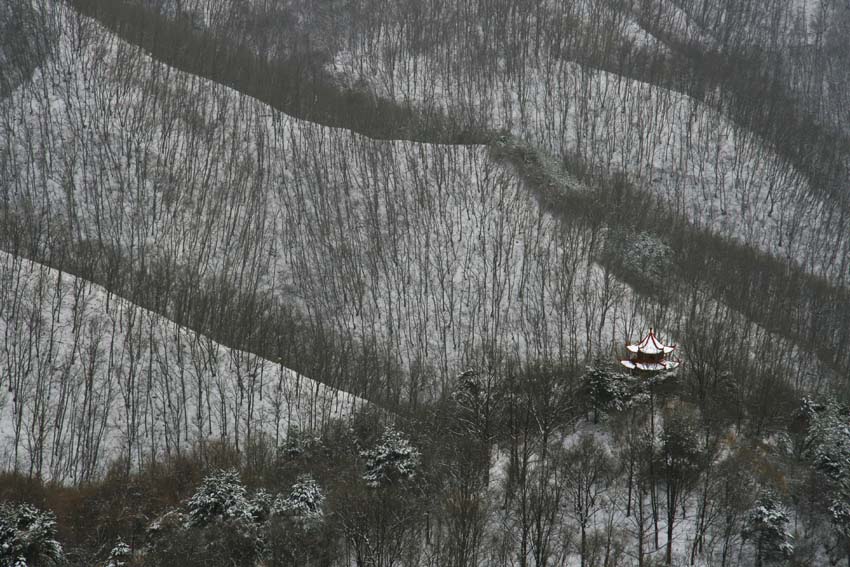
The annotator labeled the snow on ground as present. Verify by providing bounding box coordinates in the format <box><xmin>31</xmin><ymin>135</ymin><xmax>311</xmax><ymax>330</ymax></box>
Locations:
<box><xmin>643</xmin><ymin>0</ymin><xmax>817</xmax><ymax>49</ymax></box>
<box><xmin>0</xmin><ymin>3</ymin><xmax>657</xmax><ymax>395</ymax></box>
<box><xmin>633</xmin><ymin>0</ymin><xmax>720</xmax><ymax>48</ymax></box>
<box><xmin>2</xmin><ymin>4</ymin><xmax>833</xmax><ymax>396</ymax></box>
<box><xmin>326</xmin><ymin>19</ymin><xmax>850</xmax><ymax>286</ymax></box>
<box><xmin>553</xmin><ymin>0</ymin><xmax>671</xmax><ymax>52</ymax></box>
<box><xmin>790</xmin><ymin>0</ymin><xmax>822</xmax><ymax>31</ymax></box>
<box><xmin>0</xmin><ymin>5</ymin><xmax>829</xmax><ymax>487</ymax></box>
<box><xmin>2</xmin><ymin>2</ymin><xmax>831</xmax><ymax>411</ymax></box>
<box><xmin>487</xmin><ymin>418</ymin><xmax>739</xmax><ymax>567</ymax></box>
<box><xmin>0</xmin><ymin>251</ymin><xmax>362</xmax><ymax>483</ymax></box>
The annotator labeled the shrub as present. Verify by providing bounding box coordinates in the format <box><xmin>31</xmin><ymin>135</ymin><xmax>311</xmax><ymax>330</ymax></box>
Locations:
<box><xmin>0</xmin><ymin>502</ymin><xmax>64</xmax><ymax>566</ymax></box>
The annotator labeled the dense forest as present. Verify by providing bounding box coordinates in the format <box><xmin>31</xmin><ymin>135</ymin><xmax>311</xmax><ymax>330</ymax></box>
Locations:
<box><xmin>1</xmin><ymin>0</ymin><xmax>850</xmax><ymax>565</ymax></box>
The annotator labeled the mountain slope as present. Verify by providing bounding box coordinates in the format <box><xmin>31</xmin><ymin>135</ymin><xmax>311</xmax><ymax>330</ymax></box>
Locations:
<box><xmin>0</xmin><ymin>2</ymin><xmax>660</xmax><ymax>404</ymax></box>
<box><xmin>0</xmin><ymin>251</ymin><xmax>360</xmax><ymax>483</ymax></box>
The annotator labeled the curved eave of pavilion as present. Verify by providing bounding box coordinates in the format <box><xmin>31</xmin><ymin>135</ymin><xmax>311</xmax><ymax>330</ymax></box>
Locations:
<box><xmin>620</xmin><ymin>360</ymin><xmax>680</xmax><ymax>371</ymax></box>
<box><xmin>626</xmin><ymin>344</ymin><xmax>677</xmax><ymax>354</ymax></box>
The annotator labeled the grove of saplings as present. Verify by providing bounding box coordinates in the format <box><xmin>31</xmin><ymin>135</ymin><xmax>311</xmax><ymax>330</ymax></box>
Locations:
<box><xmin>3</xmin><ymin>0</ymin><xmax>850</xmax><ymax>565</ymax></box>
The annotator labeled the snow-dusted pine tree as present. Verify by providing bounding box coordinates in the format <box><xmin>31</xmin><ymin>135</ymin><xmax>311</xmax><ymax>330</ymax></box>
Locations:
<box><xmin>276</xmin><ymin>474</ymin><xmax>326</xmax><ymax>522</ymax></box>
<box><xmin>147</xmin><ymin>470</ymin><xmax>264</xmax><ymax>566</ymax></box>
<box><xmin>361</xmin><ymin>426</ymin><xmax>421</xmax><ymax>487</ymax></box>
<box><xmin>806</xmin><ymin>400</ymin><xmax>850</xmax><ymax>484</ymax></box>
<box><xmin>452</xmin><ymin>369</ymin><xmax>503</xmax><ymax>441</ymax></box>
<box><xmin>829</xmin><ymin>499</ymin><xmax>850</xmax><ymax>540</ymax></box>
<box><xmin>803</xmin><ymin>398</ymin><xmax>850</xmax><ymax>551</ymax></box>
<box><xmin>742</xmin><ymin>493</ymin><xmax>794</xmax><ymax>566</ymax></box>
<box><xmin>106</xmin><ymin>538</ymin><xmax>132</xmax><ymax>567</ymax></box>
<box><xmin>658</xmin><ymin>409</ymin><xmax>704</xmax><ymax>565</ymax></box>
<box><xmin>185</xmin><ymin>469</ymin><xmax>254</xmax><ymax>527</ymax></box>
<box><xmin>0</xmin><ymin>503</ymin><xmax>64</xmax><ymax>566</ymax></box>
<box><xmin>249</xmin><ymin>488</ymin><xmax>276</xmax><ymax>523</ymax></box>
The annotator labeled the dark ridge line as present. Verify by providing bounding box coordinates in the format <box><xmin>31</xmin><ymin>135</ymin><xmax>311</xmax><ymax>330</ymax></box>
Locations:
<box><xmin>0</xmin><ymin>1</ymin><xmax>52</xmax><ymax>97</ymax></box>
<box><xmin>623</xmin><ymin>14</ymin><xmax>850</xmax><ymax>209</ymax></box>
<box><xmin>67</xmin><ymin>0</ymin><xmax>848</xmax><ymax>227</ymax></box>
<box><xmin>0</xmin><ymin>228</ymin><xmax>402</xmax><ymax>415</ymax></box>
<box><xmin>491</xmin><ymin>137</ymin><xmax>850</xmax><ymax>379</ymax></box>
<box><xmin>45</xmin><ymin>0</ymin><xmax>850</xmax><ymax>389</ymax></box>
<box><xmin>67</xmin><ymin>0</ymin><xmax>494</xmax><ymax>146</ymax></box>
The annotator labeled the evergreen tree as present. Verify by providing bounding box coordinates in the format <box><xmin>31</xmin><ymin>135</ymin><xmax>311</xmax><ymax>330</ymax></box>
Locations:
<box><xmin>361</xmin><ymin>426</ymin><xmax>420</xmax><ymax>487</ymax></box>
<box><xmin>806</xmin><ymin>399</ymin><xmax>850</xmax><ymax>484</ymax></box>
<box><xmin>249</xmin><ymin>489</ymin><xmax>276</xmax><ymax>523</ymax></box>
<box><xmin>742</xmin><ymin>493</ymin><xmax>794</xmax><ymax>566</ymax></box>
<box><xmin>106</xmin><ymin>538</ymin><xmax>132</xmax><ymax>567</ymax></box>
<box><xmin>658</xmin><ymin>409</ymin><xmax>704</xmax><ymax>565</ymax></box>
<box><xmin>276</xmin><ymin>474</ymin><xmax>325</xmax><ymax>522</ymax></box>
<box><xmin>452</xmin><ymin>369</ymin><xmax>503</xmax><ymax>444</ymax></box>
<box><xmin>185</xmin><ymin>469</ymin><xmax>254</xmax><ymax>527</ymax></box>
<box><xmin>581</xmin><ymin>364</ymin><xmax>631</xmax><ymax>422</ymax></box>
<box><xmin>0</xmin><ymin>503</ymin><xmax>64</xmax><ymax>566</ymax></box>
<box><xmin>148</xmin><ymin>470</ymin><xmax>263</xmax><ymax>566</ymax></box>
<box><xmin>803</xmin><ymin>398</ymin><xmax>850</xmax><ymax>560</ymax></box>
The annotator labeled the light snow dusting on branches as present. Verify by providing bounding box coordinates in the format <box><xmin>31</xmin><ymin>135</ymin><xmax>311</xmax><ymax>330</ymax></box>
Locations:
<box><xmin>0</xmin><ymin>503</ymin><xmax>64</xmax><ymax>566</ymax></box>
<box><xmin>361</xmin><ymin>427</ymin><xmax>421</xmax><ymax>488</ymax></box>
<box><xmin>277</xmin><ymin>474</ymin><xmax>326</xmax><ymax>522</ymax></box>
<box><xmin>186</xmin><ymin>469</ymin><xmax>255</xmax><ymax>527</ymax></box>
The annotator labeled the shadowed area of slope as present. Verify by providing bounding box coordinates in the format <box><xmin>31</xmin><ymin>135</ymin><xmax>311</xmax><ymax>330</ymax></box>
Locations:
<box><xmin>0</xmin><ymin>1</ymin><xmax>51</xmax><ymax>96</ymax></box>
<box><xmin>626</xmin><ymin>21</ymin><xmax>850</xmax><ymax>209</ymax></box>
<box><xmin>491</xmin><ymin>137</ymin><xmax>850</xmax><ymax>383</ymax></box>
<box><xmin>9</xmin><ymin>0</ymin><xmax>844</xmax><ymax>410</ymax></box>
<box><xmin>68</xmin><ymin>0</ymin><xmax>491</xmax><ymax>145</ymax></box>
<box><xmin>0</xmin><ymin>251</ymin><xmax>363</xmax><ymax>483</ymax></box>
<box><xmin>1</xmin><ymin>6</ymin><xmax>653</xmax><ymax>414</ymax></box>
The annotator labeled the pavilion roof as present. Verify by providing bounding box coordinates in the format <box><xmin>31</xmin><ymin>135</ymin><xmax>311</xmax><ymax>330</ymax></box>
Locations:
<box><xmin>620</xmin><ymin>359</ymin><xmax>680</xmax><ymax>371</ymax></box>
<box><xmin>625</xmin><ymin>328</ymin><xmax>675</xmax><ymax>355</ymax></box>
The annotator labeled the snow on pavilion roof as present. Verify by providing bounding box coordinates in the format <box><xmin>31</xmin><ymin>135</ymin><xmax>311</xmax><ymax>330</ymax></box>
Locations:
<box><xmin>625</xmin><ymin>328</ymin><xmax>675</xmax><ymax>355</ymax></box>
<box><xmin>620</xmin><ymin>359</ymin><xmax>680</xmax><ymax>371</ymax></box>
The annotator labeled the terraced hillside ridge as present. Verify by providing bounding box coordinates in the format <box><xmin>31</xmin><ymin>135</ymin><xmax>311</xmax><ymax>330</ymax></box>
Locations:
<box><xmin>3</xmin><ymin>1</ymin><xmax>845</xmax><ymax>418</ymax></box>
<box><xmin>57</xmin><ymin>0</ymin><xmax>850</xmax><ymax>389</ymax></box>
<box><xmin>1</xmin><ymin>2</ymin><xmax>665</xmax><ymax>405</ymax></box>
<box><xmin>323</xmin><ymin>2</ymin><xmax>850</xmax><ymax>285</ymax></box>
<box><xmin>3</xmin><ymin>2</ymin><xmax>850</xmax><ymax>567</ymax></box>
<box><xmin>0</xmin><ymin>251</ymin><xmax>361</xmax><ymax>483</ymax></box>
<box><xmin>105</xmin><ymin>0</ymin><xmax>850</xmax><ymax>285</ymax></box>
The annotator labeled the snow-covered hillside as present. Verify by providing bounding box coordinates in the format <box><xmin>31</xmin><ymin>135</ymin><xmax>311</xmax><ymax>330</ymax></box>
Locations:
<box><xmin>0</xmin><ymin>251</ymin><xmax>361</xmax><ymax>482</ymax></box>
<box><xmin>1</xmin><ymin>4</ymin><xmax>844</xmax><ymax>566</ymax></box>
<box><xmin>0</xmin><ymin>3</ymin><xmax>656</xmax><ymax>392</ymax></box>
<box><xmin>3</xmin><ymin>0</ymin><xmax>838</xmax><ymax>411</ymax></box>
<box><xmin>324</xmin><ymin>3</ymin><xmax>850</xmax><ymax>286</ymax></box>
<box><xmin>2</xmin><ymin>2</ymin><xmax>837</xmax><ymax>406</ymax></box>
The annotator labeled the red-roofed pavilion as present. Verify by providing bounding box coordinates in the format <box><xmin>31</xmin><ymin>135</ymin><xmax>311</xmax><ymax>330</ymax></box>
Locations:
<box><xmin>620</xmin><ymin>328</ymin><xmax>680</xmax><ymax>372</ymax></box>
